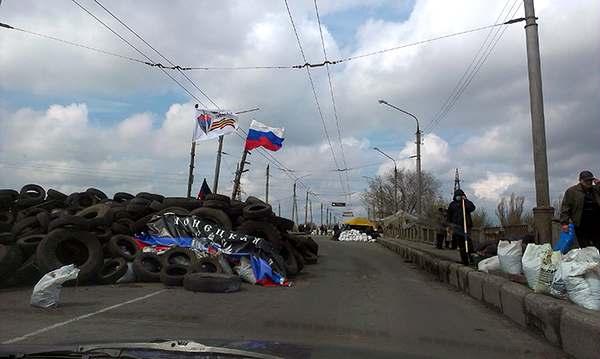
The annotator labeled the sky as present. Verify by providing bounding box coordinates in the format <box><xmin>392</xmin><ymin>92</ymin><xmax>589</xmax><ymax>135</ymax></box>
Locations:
<box><xmin>0</xmin><ymin>0</ymin><xmax>598</xmax><ymax>222</ymax></box>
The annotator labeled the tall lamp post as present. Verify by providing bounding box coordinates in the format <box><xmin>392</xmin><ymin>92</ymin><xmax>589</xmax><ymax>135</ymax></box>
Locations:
<box><xmin>378</xmin><ymin>99</ymin><xmax>422</xmax><ymax>216</ymax></box>
<box><xmin>372</xmin><ymin>147</ymin><xmax>398</xmax><ymax>215</ymax></box>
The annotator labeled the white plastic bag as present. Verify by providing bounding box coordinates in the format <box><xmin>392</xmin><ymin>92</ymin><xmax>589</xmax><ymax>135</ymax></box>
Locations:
<box><xmin>116</xmin><ymin>262</ymin><xmax>136</xmax><ymax>284</ymax></box>
<box><xmin>234</xmin><ymin>257</ymin><xmax>256</xmax><ymax>284</ymax></box>
<box><xmin>497</xmin><ymin>240</ymin><xmax>523</xmax><ymax>274</ymax></box>
<box><xmin>31</xmin><ymin>264</ymin><xmax>80</xmax><ymax>308</ymax></box>
<box><xmin>477</xmin><ymin>256</ymin><xmax>500</xmax><ymax>273</ymax></box>
<box><xmin>522</xmin><ymin>243</ymin><xmax>552</xmax><ymax>289</ymax></box>
<box><xmin>561</xmin><ymin>247</ymin><xmax>600</xmax><ymax>310</ymax></box>
<box><xmin>534</xmin><ymin>251</ymin><xmax>561</xmax><ymax>294</ymax></box>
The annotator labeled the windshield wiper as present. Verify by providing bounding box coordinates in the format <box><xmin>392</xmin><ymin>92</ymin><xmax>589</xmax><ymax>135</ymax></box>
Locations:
<box><xmin>77</xmin><ymin>340</ymin><xmax>283</xmax><ymax>359</ymax></box>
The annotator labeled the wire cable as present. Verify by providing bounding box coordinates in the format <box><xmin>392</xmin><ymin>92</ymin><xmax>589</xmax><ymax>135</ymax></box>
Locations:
<box><xmin>283</xmin><ymin>0</ymin><xmax>345</xmax><ymax>197</ymax></box>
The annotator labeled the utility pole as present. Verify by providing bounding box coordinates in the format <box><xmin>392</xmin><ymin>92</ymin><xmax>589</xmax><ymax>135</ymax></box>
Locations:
<box><xmin>524</xmin><ymin>0</ymin><xmax>553</xmax><ymax>243</ymax></box>
<box><xmin>292</xmin><ymin>182</ymin><xmax>298</xmax><ymax>224</ymax></box>
<box><xmin>186</xmin><ymin>141</ymin><xmax>196</xmax><ymax>197</ymax></box>
<box><xmin>309</xmin><ymin>200</ymin><xmax>313</xmax><ymax>225</ymax></box>
<box><xmin>320</xmin><ymin>203</ymin><xmax>323</xmax><ymax>225</ymax></box>
<box><xmin>278</xmin><ymin>202</ymin><xmax>281</xmax><ymax>217</ymax></box>
<box><xmin>231</xmin><ymin>150</ymin><xmax>250</xmax><ymax>200</ymax></box>
<box><xmin>212</xmin><ymin>135</ymin><xmax>224</xmax><ymax>193</ymax></box>
<box><xmin>304</xmin><ymin>190</ymin><xmax>309</xmax><ymax>225</ymax></box>
<box><xmin>265</xmin><ymin>164</ymin><xmax>270</xmax><ymax>204</ymax></box>
<box><xmin>416</xmin><ymin>128</ymin><xmax>422</xmax><ymax>216</ymax></box>
<box><xmin>326</xmin><ymin>207</ymin><xmax>330</xmax><ymax>226</ymax></box>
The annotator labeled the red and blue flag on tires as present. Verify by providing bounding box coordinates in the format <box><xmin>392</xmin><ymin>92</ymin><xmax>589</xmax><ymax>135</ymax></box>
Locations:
<box><xmin>244</xmin><ymin>120</ymin><xmax>284</xmax><ymax>151</ymax></box>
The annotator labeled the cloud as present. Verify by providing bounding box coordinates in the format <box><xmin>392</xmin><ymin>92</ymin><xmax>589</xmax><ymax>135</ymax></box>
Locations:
<box><xmin>469</xmin><ymin>172</ymin><xmax>519</xmax><ymax>202</ymax></box>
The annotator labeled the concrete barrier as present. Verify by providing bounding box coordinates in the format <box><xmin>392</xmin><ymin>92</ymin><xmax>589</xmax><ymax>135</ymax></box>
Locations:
<box><xmin>482</xmin><ymin>275</ymin><xmax>509</xmax><ymax>311</ymax></box>
<box><xmin>524</xmin><ymin>293</ymin><xmax>567</xmax><ymax>346</ymax></box>
<box><xmin>500</xmin><ymin>281</ymin><xmax>531</xmax><ymax>327</ymax></box>
<box><xmin>377</xmin><ymin>238</ymin><xmax>600</xmax><ymax>358</ymax></box>
<box><xmin>560</xmin><ymin>306</ymin><xmax>600</xmax><ymax>359</ymax></box>
<box><xmin>467</xmin><ymin>271</ymin><xmax>485</xmax><ymax>301</ymax></box>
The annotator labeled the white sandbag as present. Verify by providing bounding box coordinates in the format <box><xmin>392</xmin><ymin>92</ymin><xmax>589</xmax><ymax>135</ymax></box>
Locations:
<box><xmin>497</xmin><ymin>240</ymin><xmax>523</xmax><ymax>274</ymax></box>
<box><xmin>561</xmin><ymin>247</ymin><xmax>600</xmax><ymax>310</ymax></box>
<box><xmin>522</xmin><ymin>243</ymin><xmax>552</xmax><ymax>289</ymax></box>
<box><xmin>116</xmin><ymin>262</ymin><xmax>136</xmax><ymax>284</ymax></box>
<box><xmin>31</xmin><ymin>264</ymin><xmax>80</xmax><ymax>308</ymax></box>
<box><xmin>550</xmin><ymin>262</ymin><xmax>568</xmax><ymax>299</ymax></box>
<box><xmin>534</xmin><ymin>251</ymin><xmax>561</xmax><ymax>294</ymax></box>
<box><xmin>477</xmin><ymin>256</ymin><xmax>500</xmax><ymax>273</ymax></box>
<box><xmin>234</xmin><ymin>256</ymin><xmax>256</xmax><ymax>284</ymax></box>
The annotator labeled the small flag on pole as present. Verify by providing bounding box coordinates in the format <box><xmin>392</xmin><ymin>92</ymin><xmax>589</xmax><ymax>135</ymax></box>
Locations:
<box><xmin>244</xmin><ymin>120</ymin><xmax>284</xmax><ymax>151</ymax></box>
<box><xmin>193</xmin><ymin>110</ymin><xmax>239</xmax><ymax>142</ymax></box>
<box><xmin>197</xmin><ymin>178</ymin><xmax>212</xmax><ymax>200</ymax></box>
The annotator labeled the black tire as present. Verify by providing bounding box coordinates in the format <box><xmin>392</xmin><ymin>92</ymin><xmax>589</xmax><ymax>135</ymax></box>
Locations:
<box><xmin>203</xmin><ymin>200</ymin><xmax>230</xmax><ymax>210</ymax></box>
<box><xmin>76</xmin><ymin>204</ymin><xmax>114</xmax><ymax>227</ymax></box>
<box><xmin>0</xmin><ymin>189</ymin><xmax>19</xmax><ymax>200</ymax></box>
<box><xmin>158</xmin><ymin>207</ymin><xmax>189</xmax><ymax>216</ymax></box>
<box><xmin>301</xmin><ymin>236</ymin><xmax>319</xmax><ymax>255</ymax></box>
<box><xmin>0</xmin><ymin>232</ymin><xmax>15</xmax><ymax>245</ymax></box>
<box><xmin>288</xmin><ymin>234</ymin><xmax>319</xmax><ymax>255</ymax></box>
<box><xmin>91</xmin><ymin>227</ymin><xmax>113</xmax><ymax>243</ymax></box>
<box><xmin>113</xmin><ymin>209</ymin><xmax>132</xmax><ymax>220</ymax></box>
<box><xmin>113</xmin><ymin>192</ymin><xmax>134</xmax><ymax>202</ymax></box>
<box><xmin>12</xmin><ymin>216</ymin><xmax>41</xmax><ymax>236</ymax></box>
<box><xmin>160</xmin><ymin>264</ymin><xmax>190</xmax><ymax>286</ymax></box>
<box><xmin>15</xmin><ymin>207</ymin><xmax>46</xmax><ymax>222</ymax></box>
<box><xmin>129</xmin><ymin>197</ymin><xmax>152</xmax><ymax>206</ymax></box>
<box><xmin>20</xmin><ymin>184</ymin><xmax>45</xmax><ymax>201</ymax></box>
<box><xmin>85</xmin><ymin>188</ymin><xmax>108</xmax><ymax>201</ymax></box>
<box><xmin>66</xmin><ymin>192</ymin><xmax>95</xmax><ymax>208</ymax></box>
<box><xmin>161</xmin><ymin>247</ymin><xmax>199</xmax><ymax>267</ymax></box>
<box><xmin>162</xmin><ymin>197</ymin><xmax>202</xmax><ymax>210</ymax></box>
<box><xmin>46</xmin><ymin>189</ymin><xmax>68</xmax><ymax>201</ymax></box>
<box><xmin>189</xmin><ymin>208</ymin><xmax>232</xmax><ymax>230</ymax></box>
<box><xmin>35</xmin><ymin>211</ymin><xmax>50</xmax><ymax>232</ymax></box>
<box><xmin>191</xmin><ymin>256</ymin><xmax>223</xmax><ymax>274</ymax></box>
<box><xmin>15</xmin><ymin>197</ymin><xmax>44</xmax><ymax>209</ymax></box>
<box><xmin>236</xmin><ymin>220</ymin><xmax>282</xmax><ymax>245</ymax></box>
<box><xmin>245</xmin><ymin>196</ymin><xmax>266</xmax><ymax>205</ymax></box>
<box><xmin>291</xmin><ymin>245</ymin><xmax>305</xmax><ymax>273</ymax></box>
<box><xmin>149</xmin><ymin>200</ymin><xmax>163</xmax><ymax>212</ymax></box>
<box><xmin>48</xmin><ymin>215</ymin><xmax>90</xmax><ymax>231</ymax></box>
<box><xmin>35</xmin><ymin>229</ymin><xmax>103</xmax><ymax>283</ymax></box>
<box><xmin>111</xmin><ymin>218</ymin><xmax>134</xmax><ymax>235</ymax></box>
<box><xmin>268</xmin><ymin>216</ymin><xmax>295</xmax><ymax>232</ymax></box>
<box><xmin>132</xmin><ymin>252</ymin><xmax>162</xmax><ymax>282</ymax></box>
<box><xmin>205</xmin><ymin>194</ymin><xmax>230</xmax><ymax>203</ymax></box>
<box><xmin>300</xmin><ymin>247</ymin><xmax>318</xmax><ymax>265</ymax></box>
<box><xmin>97</xmin><ymin>257</ymin><xmax>128</xmax><ymax>285</ymax></box>
<box><xmin>133</xmin><ymin>213</ymin><xmax>155</xmax><ymax>234</ymax></box>
<box><xmin>16</xmin><ymin>234</ymin><xmax>45</xmax><ymax>257</ymax></box>
<box><xmin>183</xmin><ymin>272</ymin><xmax>241</xmax><ymax>293</ymax></box>
<box><xmin>0</xmin><ymin>244</ymin><xmax>23</xmax><ymax>281</ymax></box>
<box><xmin>280</xmin><ymin>241</ymin><xmax>299</xmax><ymax>276</ymax></box>
<box><xmin>107</xmin><ymin>235</ymin><xmax>139</xmax><ymax>261</ymax></box>
<box><xmin>136</xmin><ymin>192</ymin><xmax>165</xmax><ymax>203</ymax></box>
<box><xmin>243</xmin><ymin>203</ymin><xmax>273</xmax><ymax>220</ymax></box>
<box><xmin>227</xmin><ymin>200</ymin><xmax>244</xmax><ymax>218</ymax></box>
<box><xmin>0</xmin><ymin>195</ymin><xmax>15</xmax><ymax>211</ymax></box>
<box><xmin>1</xmin><ymin>254</ymin><xmax>42</xmax><ymax>287</ymax></box>
<box><xmin>0</xmin><ymin>212</ymin><xmax>14</xmax><ymax>232</ymax></box>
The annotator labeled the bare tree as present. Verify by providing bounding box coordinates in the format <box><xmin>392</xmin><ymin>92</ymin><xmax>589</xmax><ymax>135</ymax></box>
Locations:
<box><xmin>496</xmin><ymin>193</ymin><xmax>525</xmax><ymax>226</ymax></box>
<box><xmin>472</xmin><ymin>208</ymin><xmax>493</xmax><ymax>228</ymax></box>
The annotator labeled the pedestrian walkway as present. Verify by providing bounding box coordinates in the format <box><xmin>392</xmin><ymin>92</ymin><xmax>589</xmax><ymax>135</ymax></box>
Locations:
<box><xmin>380</xmin><ymin>237</ymin><xmax>462</xmax><ymax>263</ymax></box>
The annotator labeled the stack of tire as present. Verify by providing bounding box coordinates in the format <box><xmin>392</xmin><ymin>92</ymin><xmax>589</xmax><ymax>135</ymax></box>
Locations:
<box><xmin>0</xmin><ymin>185</ymin><xmax>318</xmax><ymax>291</ymax></box>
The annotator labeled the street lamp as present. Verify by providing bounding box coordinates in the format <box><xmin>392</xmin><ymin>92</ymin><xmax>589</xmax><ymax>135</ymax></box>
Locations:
<box><xmin>378</xmin><ymin>99</ymin><xmax>422</xmax><ymax>216</ymax></box>
<box><xmin>373</xmin><ymin>147</ymin><xmax>398</xmax><ymax>215</ymax></box>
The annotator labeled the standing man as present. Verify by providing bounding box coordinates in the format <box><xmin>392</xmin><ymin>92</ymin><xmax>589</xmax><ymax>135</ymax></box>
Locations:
<box><xmin>446</xmin><ymin>189</ymin><xmax>476</xmax><ymax>265</ymax></box>
<box><xmin>560</xmin><ymin>170</ymin><xmax>600</xmax><ymax>249</ymax></box>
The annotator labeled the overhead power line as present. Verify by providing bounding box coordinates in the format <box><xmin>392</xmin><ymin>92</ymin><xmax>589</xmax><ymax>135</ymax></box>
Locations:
<box><xmin>424</xmin><ymin>0</ymin><xmax>523</xmax><ymax>133</ymax></box>
<box><xmin>283</xmin><ymin>0</ymin><xmax>346</xmax><ymax>197</ymax></box>
<box><xmin>313</xmin><ymin>0</ymin><xmax>351</xmax><ymax>204</ymax></box>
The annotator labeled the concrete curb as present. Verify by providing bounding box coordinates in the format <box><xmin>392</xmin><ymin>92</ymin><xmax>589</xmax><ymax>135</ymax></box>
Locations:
<box><xmin>377</xmin><ymin>238</ymin><xmax>600</xmax><ymax>358</ymax></box>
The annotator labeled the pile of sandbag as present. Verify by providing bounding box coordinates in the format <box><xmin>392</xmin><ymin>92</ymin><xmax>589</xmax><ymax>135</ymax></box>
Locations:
<box><xmin>0</xmin><ymin>185</ymin><xmax>318</xmax><ymax>293</ymax></box>
<box><xmin>338</xmin><ymin>229</ymin><xmax>374</xmax><ymax>242</ymax></box>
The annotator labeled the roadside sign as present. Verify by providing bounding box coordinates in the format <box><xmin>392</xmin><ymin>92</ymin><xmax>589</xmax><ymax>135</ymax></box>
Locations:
<box><xmin>331</xmin><ymin>202</ymin><xmax>346</xmax><ymax>207</ymax></box>
<box><xmin>342</xmin><ymin>211</ymin><xmax>353</xmax><ymax>217</ymax></box>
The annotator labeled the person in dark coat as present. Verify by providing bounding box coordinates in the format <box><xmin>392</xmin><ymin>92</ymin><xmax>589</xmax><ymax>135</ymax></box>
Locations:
<box><xmin>560</xmin><ymin>170</ymin><xmax>600</xmax><ymax>249</ymax></box>
<box><xmin>446</xmin><ymin>189</ymin><xmax>476</xmax><ymax>265</ymax></box>
<box><xmin>332</xmin><ymin>224</ymin><xmax>340</xmax><ymax>241</ymax></box>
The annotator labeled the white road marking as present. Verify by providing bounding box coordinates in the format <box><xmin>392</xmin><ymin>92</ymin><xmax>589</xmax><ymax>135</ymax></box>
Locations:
<box><xmin>2</xmin><ymin>289</ymin><xmax>167</xmax><ymax>344</ymax></box>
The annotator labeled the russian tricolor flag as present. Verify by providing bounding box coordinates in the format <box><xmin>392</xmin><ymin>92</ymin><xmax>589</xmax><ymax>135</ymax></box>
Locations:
<box><xmin>244</xmin><ymin>120</ymin><xmax>285</xmax><ymax>152</ymax></box>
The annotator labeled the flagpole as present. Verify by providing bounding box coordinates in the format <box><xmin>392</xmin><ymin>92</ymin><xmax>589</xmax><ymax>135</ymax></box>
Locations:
<box><xmin>231</xmin><ymin>149</ymin><xmax>250</xmax><ymax>199</ymax></box>
<box><xmin>186</xmin><ymin>141</ymin><xmax>196</xmax><ymax>197</ymax></box>
<box><xmin>212</xmin><ymin>135</ymin><xmax>225</xmax><ymax>194</ymax></box>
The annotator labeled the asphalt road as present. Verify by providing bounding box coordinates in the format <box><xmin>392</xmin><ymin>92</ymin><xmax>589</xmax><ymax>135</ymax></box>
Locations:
<box><xmin>0</xmin><ymin>237</ymin><xmax>565</xmax><ymax>358</ymax></box>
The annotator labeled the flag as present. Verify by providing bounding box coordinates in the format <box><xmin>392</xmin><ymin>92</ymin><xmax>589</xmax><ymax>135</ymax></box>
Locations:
<box><xmin>244</xmin><ymin>120</ymin><xmax>284</xmax><ymax>151</ymax></box>
<box><xmin>193</xmin><ymin>110</ymin><xmax>238</xmax><ymax>142</ymax></box>
<box><xmin>197</xmin><ymin>178</ymin><xmax>212</xmax><ymax>200</ymax></box>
